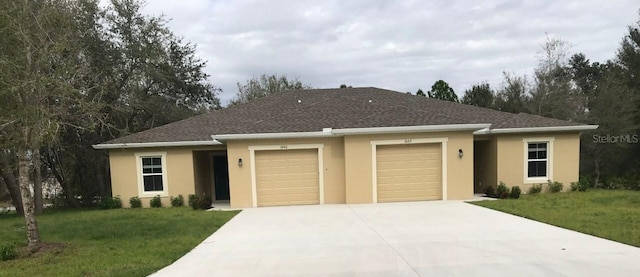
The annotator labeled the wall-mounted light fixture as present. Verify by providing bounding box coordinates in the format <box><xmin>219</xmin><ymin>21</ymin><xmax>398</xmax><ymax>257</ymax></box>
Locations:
<box><xmin>458</xmin><ymin>149</ymin><xmax>464</xmax><ymax>158</ymax></box>
<box><xmin>238</xmin><ymin>158</ymin><xmax>243</xmax><ymax>167</ymax></box>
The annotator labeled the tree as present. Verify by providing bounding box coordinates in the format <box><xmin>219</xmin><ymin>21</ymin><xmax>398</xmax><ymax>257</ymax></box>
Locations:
<box><xmin>529</xmin><ymin>37</ymin><xmax>581</xmax><ymax>121</ymax></box>
<box><xmin>461</xmin><ymin>83</ymin><xmax>494</xmax><ymax>108</ymax></box>
<box><xmin>618</xmin><ymin>12</ymin><xmax>640</xmax><ymax>90</ymax></box>
<box><xmin>0</xmin><ymin>0</ymin><xmax>100</xmax><ymax>250</ymax></box>
<box><xmin>231</xmin><ymin>74</ymin><xmax>311</xmax><ymax>105</ymax></box>
<box><xmin>0</xmin><ymin>0</ymin><xmax>221</xmax><ymax>250</ymax></box>
<box><xmin>339</xmin><ymin>84</ymin><xmax>353</xmax><ymax>88</ymax></box>
<box><xmin>0</xmin><ymin>151</ymin><xmax>23</xmax><ymax>216</ymax></box>
<box><xmin>494</xmin><ymin>72</ymin><xmax>531</xmax><ymax>113</ymax></box>
<box><xmin>416</xmin><ymin>89</ymin><xmax>426</xmax><ymax>97</ymax></box>
<box><xmin>568</xmin><ymin>53</ymin><xmax>605</xmax><ymax>114</ymax></box>
<box><xmin>41</xmin><ymin>0</ymin><xmax>222</xmax><ymax>207</ymax></box>
<box><xmin>582</xmin><ymin>64</ymin><xmax>639</xmax><ymax>183</ymax></box>
<box><xmin>428</xmin><ymin>80</ymin><xmax>459</xmax><ymax>102</ymax></box>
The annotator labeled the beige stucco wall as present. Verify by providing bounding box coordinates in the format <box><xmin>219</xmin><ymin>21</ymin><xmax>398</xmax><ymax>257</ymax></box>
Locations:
<box><xmin>109</xmin><ymin>146</ymin><xmax>224</xmax><ymax>208</ymax></box>
<box><xmin>496</xmin><ymin>132</ymin><xmax>580</xmax><ymax>192</ymax></box>
<box><xmin>343</xmin><ymin>131</ymin><xmax>475</xmax><ymax>203</ymax></box>
<box><xmin>226</xmin><ymin>137</ymin><xmax>346</xmax><ymax>208</ymax></box>
<box><xmin>108</xmin><ymin>131</ymin><xmax>581</xmax><ymax>208</ymax></box>
<box><xmin>474</xmin><ymin>137</ymin><xmax>498</xmax><ymax>192</ymax></box>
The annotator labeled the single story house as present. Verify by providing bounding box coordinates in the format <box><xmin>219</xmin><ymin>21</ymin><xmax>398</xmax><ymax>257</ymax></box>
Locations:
<box><xmin>94</xmin><ymin>87</ymin><xmax>597</xmax><ymax>208</ymax></box>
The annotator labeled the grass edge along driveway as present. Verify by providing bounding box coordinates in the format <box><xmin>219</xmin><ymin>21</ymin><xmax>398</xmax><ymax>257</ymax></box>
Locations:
<box><xmin>471</xmin><ymin>189</ymin><xmax>640</xmax><ymax>247</ymax></box>
<box><xmin>0</xmin><ymin>208</ymin><xmax>239</xmax><ymax>277</ymax></box>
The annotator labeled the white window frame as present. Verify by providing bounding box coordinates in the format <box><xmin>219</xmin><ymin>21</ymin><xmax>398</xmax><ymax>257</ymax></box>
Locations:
<box><xmin>248</xmin><ymin>144</ymin><xmax>324</xmax><ymax>208</ymax></box>
<box><xmin>370</xmin><ymin>138</ymin><xmax>448</xmax><ymax>202</ymax></box>
<box><xmin>522</xmin><ymin>138</ymin><xmax>554</xmax><ymax>184</ymax></box>
<box><xmin>135</xmin><ymin>152</ymin><xmax>169</xmax><ymax>197</ymax></box>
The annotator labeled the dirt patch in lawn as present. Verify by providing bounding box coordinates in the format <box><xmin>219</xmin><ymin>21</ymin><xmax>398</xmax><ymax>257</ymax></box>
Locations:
<box><xmin>19</xmin><ymin>242</ymin><xmax>67</xmax><ymax>258</ymax></box>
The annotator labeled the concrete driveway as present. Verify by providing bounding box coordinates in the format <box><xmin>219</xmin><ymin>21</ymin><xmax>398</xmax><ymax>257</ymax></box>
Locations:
<box><xmin>153</xmin><ymin>201</ymin><xmax>640</xmax><ymax>276</ymax></box>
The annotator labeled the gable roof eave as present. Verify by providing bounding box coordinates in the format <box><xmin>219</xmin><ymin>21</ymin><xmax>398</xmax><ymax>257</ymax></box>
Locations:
<box><xmin>92</xmin><ymin>140</ymin><xmax>224</xmax><ymax>150</ymax></box>
<box><xmin>331</xmin><ymin>124</ymin><xmax>492</xmax><ymax>135</ymax></box>
<box><xmin>212</xmin><ymin>124</ymin><xmax>492</xmax><ymax>141</ymax></box>
<box><xmin>474</xmin><ymin>125</ymin><xmax>599</xmax><ymax>135</ymax></box>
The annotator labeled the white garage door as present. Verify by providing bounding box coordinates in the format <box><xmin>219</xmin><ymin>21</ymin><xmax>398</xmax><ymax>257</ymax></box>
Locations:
<box><xmin>376</xmin><ymin>143</ymin><xmax>442</xmax><ymax>202</ymax></box>
<box><xmin>255</xmin><ymin>149</ymin><xmax>319</xmax><ymax>207</ymax></box>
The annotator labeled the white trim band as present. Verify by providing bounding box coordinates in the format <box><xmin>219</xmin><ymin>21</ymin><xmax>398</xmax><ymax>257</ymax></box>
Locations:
<box><xmin>93</xmin><ymin>140</ymin><xmax>223</xmax><ymax>149</ymax></box>
<box><xmin>213</xmin><ymin>131</ymin><xmax>333</xmax><ymax>140</ymax></box>
<box><xmin>474</xmin><ymin>125</ymin><xmax>598</xmax><ymax>135</ymax></box>
<box><xmin>333</xmin><ymin>124</ymin><xmax>491</xmax><ymax>135</ymax></box>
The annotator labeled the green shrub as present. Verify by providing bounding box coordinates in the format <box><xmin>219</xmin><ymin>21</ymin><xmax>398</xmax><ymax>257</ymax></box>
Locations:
<box><xmin>496</xmin><ymin>182</ymin><xmax>509</xmax><ymax>199</ymax></box>
<box><xmin>579</xmin><ymin>175</ymin><xmax>595</xmax><ymax>189</ymax></box>
<box><xmin>570</xmin><ymin>180</ymin><xmax>589</xmax><ymax>192</ymax></box>
<box><xmin>98</xmin><ymin>196</ymin><xmax>122</xmax><ymax>210</ymax></box>
<box><xmin>548</xmin><ymin>181</ymin><xmax>564</xmax><ymax>193</ymax></box>
<box><xmin>188</xmin><ymin>194</ymin><xmax>212</xmax><ymax>210</ymax></box>
<box><xmin>528</xmin><ymin>184</ymin><xmax>542</xmax><ymax>194</ymax></box>
<box><xmin>629</xmin><ymin>178</ymin><xmax>640</xmax><ymax>191</ymax></box>
<box><xmin>484</xmin><ymin>185</ymin><xmax>495</xmax><ymax>198</ymax></box>
<box><xmin>150</xmin><ymin>195</ymin><xmax>162</xmax><ymax>208</ymax></box>
<box><xmin>509</xmin><ymin>186</ymin><xmax>521</xmax><ymax>199</ymax></box>
<box><xmin>129</xmin><ymin>196</ymin><xmax>142</xmax><ymax>208</ymax></box>
<box><xmin>570</xmin><ymin>182</ymin><xmax>579</xmax><ymax>191</ymax></box>
<box><xmin>188</xmin><ymin>194</ymin><xmax>198</xmax><ymax>210</ymax></box>
<box><xmin>170</xmin><ymin>195</ymin><xmax>184</xmax><ymax>207</ymax></box>
<box><xmin>0</xmin><ymin>244</ymin><xmax>17</xmax><ymax>261</ymax></box>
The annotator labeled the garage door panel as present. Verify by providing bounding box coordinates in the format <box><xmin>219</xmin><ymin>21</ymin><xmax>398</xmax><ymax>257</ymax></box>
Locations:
<box><xmin>377</xmin><ymin>143</ymin><xmax>442</xmax><ymax>203</ymax></box>
<box><xmin>377</xmin><ymin>175</ymin><xmax>440</xmax><ymax>185</ymax></box>
<box><xmin>255</xmin><ymin>149</ymin><xmax>319</xmax><ymax>207</ymax></box>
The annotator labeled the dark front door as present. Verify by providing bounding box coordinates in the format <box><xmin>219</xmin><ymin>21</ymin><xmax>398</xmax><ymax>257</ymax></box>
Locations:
<box><xmin>213</xmin><ymin>156</ymin><xmax>230</xmax><ymax>200</ymax></box>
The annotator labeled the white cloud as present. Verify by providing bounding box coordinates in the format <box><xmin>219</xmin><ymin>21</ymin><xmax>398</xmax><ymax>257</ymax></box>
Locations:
<box><xmin>141</xmin><ymin>0</ymin><xmax>639</xmax><ymax>105</ymax></box>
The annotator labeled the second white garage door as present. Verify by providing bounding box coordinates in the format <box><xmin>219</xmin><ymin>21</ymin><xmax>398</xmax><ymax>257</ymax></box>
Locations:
<box><xmin>255</xmin><ymin>149</ymin><xmax>319</xmax><ymax>207</ymax></box>
<box><xmin>376</xmin><ymin>143</ymin><xmax>442</xmax><ymax>202</ymax></box>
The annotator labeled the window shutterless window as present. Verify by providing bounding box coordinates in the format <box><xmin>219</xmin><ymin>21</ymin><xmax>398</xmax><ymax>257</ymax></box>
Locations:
<box><xmin>135</xmin><ymin>152</ymin><xmax>168</xmax><ymax>197</ymax></box>
<box><xmin>141</xmin><ymin>157</ymin><xmax>163</xmax><ymax>192</ymax></box>
<box><xmin>527</xmin><ymin>142</ymin><xmax>547</xmax><ymax>178</ymax></box>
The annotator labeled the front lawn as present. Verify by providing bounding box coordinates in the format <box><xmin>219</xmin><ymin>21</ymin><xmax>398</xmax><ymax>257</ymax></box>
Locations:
<box><xmin>0</xmin><ymin>208</ymin><xmax>239</xmax><ymax>276</ymax></box>
<box><xmin>471</xmin><ymin>189</ymin><xmax>640</xmax><ymax>247</ymax></box>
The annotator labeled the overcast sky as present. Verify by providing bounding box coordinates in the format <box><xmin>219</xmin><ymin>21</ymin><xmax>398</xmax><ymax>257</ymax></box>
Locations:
<box><xmin>140</xmin><ymin>0</ymin><xmax>638</xmax><ymax>105</ymax></box>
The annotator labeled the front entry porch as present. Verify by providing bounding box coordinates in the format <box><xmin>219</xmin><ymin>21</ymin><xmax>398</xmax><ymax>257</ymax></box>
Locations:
<box><xmin>193</xmin><ymin>150</ymin><xmax>231</xmax><ymax>203</ymax></box>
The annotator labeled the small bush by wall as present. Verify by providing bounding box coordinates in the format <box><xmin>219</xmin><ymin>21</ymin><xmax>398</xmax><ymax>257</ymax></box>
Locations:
<box><xmin>484</xmin><ymin>185</ymin><xmax>495</xmax><ymax>198</ymax></box>
<box><xmin>547</xmin><ymin>181</ymin><xmax>564</xmax><ymax>193</ymax></box>
<box><xmin>129</xmin><ymin>196</ymin><xmax>142</xmax><ymax>208</ymax></box>
<box><xmin>509</xmin><ymin>186</ymin><xmax>521</xmax><ymax>199</ymax></box>
<box><xmin>170</xmin><ymin>195</ymin><xmax>184</xmax><ymax>207</ymax></box>
<box><xmin>528</xmin><ymin>184</ymin><xmax>542</xmax><ymax>194</ymax></box>
<box><xmin>98</xmin><ymin>196</ymin><xmax>122</xmax><ymax>210</ymax></box>
<box><xmin>496</xmin><ymin>182</ymin><xmax>509</xmax><ymax>199</ymax></box>
<box><xmin>570</xmin><ymin>180</ymin><xmax>588</xmax><ymax>192</ymax></box>
<box><xmin>188</xmin><ymin>194</ymin><xmax>212</xmax><ymax>210</ymax></box>
<box><xmin>150</xmin><ymin>195</ymin><xmax>162</xmax><ymax>208</ymax></box>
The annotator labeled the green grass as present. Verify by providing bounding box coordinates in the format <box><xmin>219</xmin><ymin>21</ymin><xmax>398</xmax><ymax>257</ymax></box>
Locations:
<box><xmin>0</xmin><ymin>208</ymin><xmax>239</xmax><ymax>276</ymax></box>
<box><xmin>471</xmin><ymin>189</ymin><xmax>640</xmax><ymax>247</ymax></box>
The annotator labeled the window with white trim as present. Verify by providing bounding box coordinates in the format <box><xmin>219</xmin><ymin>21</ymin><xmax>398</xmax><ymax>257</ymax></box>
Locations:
<box><xmin>135</xmin><ymin>152</ymin><xmax>168</xmax><ymax>197</ymax></box>
<box><xmin>141</xmin><ymin>157</ymin><xmax>164</xmax><ymax>192</ymax></box>
<box><xmin>527</xmin><ymin>142</ymin><xmax>547</xmax><ymax>178</ymax></box>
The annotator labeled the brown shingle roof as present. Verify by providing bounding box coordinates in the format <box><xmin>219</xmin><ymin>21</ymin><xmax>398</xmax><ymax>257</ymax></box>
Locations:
<box><xmin>105</xmin><ymin>87</ymin><xmax>585</xmax><ymax>144</ymax></box>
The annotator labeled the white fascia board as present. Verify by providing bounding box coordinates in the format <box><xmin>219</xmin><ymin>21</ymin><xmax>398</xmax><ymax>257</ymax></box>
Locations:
<box><xmin>212</xmin><ymin>131</ymin><xmax>333</xmax><ymax>140</ymax></box>
<box><xmin>332</xmin><ymin>124</ymin><xmax>492</xmax><ymax>135</ymax></box>
<box><xmin>474</xmin><ymin>125</ymin><xmax>599</xmax><ymax>135</ymax></box>
<box><xmin>92</xmin><ymin>140</ymin><xmax>223</xmax><ymax>149</ymax></box>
